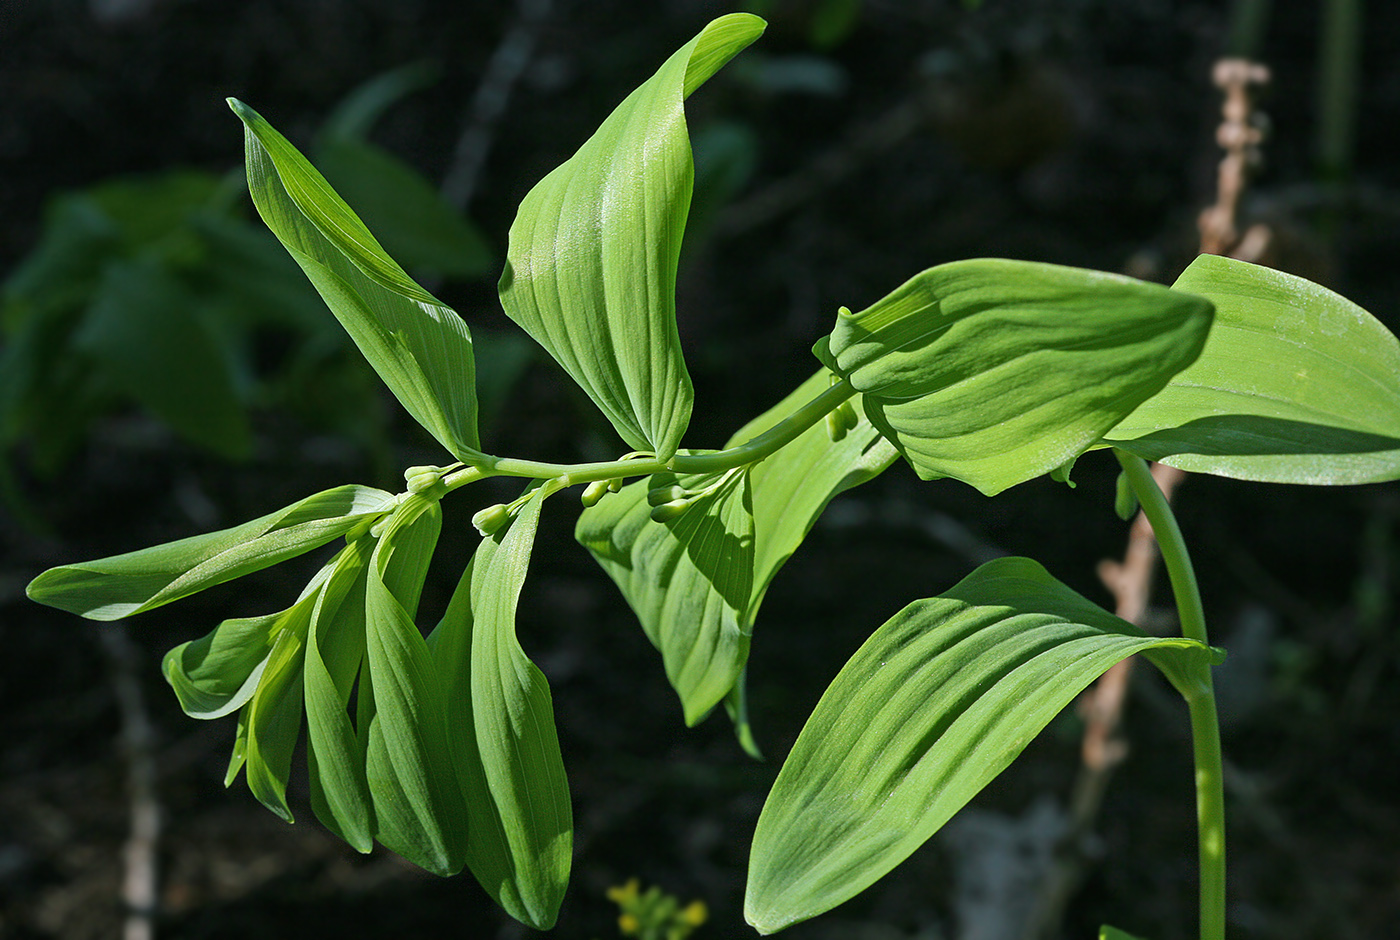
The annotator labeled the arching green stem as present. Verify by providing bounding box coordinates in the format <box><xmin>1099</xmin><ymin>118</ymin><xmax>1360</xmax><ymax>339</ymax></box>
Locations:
<box><xmin>451</xmin><ymin>377</ymin><xmax>858</xmax><ymax>491</ymax></box>
<box><xmin>669</xmin><ymin>378</ymin><xmax>857</xmax><ymax>473</ymax></box>
<box><xmin>1114</xmin><ymin>449</ymin><xmax>1226</xmax><ymax>940</ymax></box>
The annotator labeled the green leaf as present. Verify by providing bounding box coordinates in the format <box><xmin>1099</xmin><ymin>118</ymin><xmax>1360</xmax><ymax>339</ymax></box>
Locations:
<box><xmin>362</xmin><ymin>493</ymin><xmax>468</xmax><ymax>876</ymax></box>
<box><xmin>27</xmin><ymin>484</ymin><xmax>397</xmax><ymax>620</ymax></box>
<box><xmin>241</xmin><ymin>593</ymin><xmax>312</xmax><ymax>822</ymax></box>
<box><xmin>228</xmin><ymin>556</ymin><xmax>346</xmax><ymax>821</ymax></box>
<box><xmin>1100</xmin><ymin>927</ymin><xmax>1150</xmax><ymax>940</ymax></box>
<box><xmin>163</xmin><ymin>611</ymin><xmax>283</xmax><ymax>721</ymax></box>
<box><xmin>577</xmin><ymin>371</ymin><xmax>896</xmax><ymax>727</ymax></box>
<box><xmin>231</xmin><ymin>98</ymin><xmax>482</xmax><ymax>461</ymax></box>
<box><xmin>744</xmin><ymin>557</ymin><xmax>1218</xmax><ymax>933</ymax></box>
<box><xmin>303</xmin><ymin>535</ymin><xmax>376</xmax><ymax>853</ymax></box>
<box><xmin>430</xmin><ymin>485</ymin><xmax>572</xmax><ymax>929</ymax></box>
<box><xmin>577</xmin><ymin>463</ymin><xmax>756</xmax><ymax>725</ymax></box>
<box><xmin>74</xmin><ymin>258</ymin><xmax>252</xmax><ymax>459</ymax></box>
<box><xmin>819</xmin><ymin>259</ymin><xmax>1214</xmax><ymax>495</ymax></box>
<box><xmin>498</xmin><ymin>13</ymin><xmax>765</xmax><ymax>457</ymax></box>
<box><xmin>1104</xmin><ymin>253</ymin><xmax>1400</xmax><ymax>484</ymax></box>
<box><xmin>729</xmin><ymin>370</ymin><xmax>899</xmax><ymax>620</ymax></box>
<box><xmin>315</xmin><ymin>136</ymin><xmax>493</xmax><ymax>279</ymax></box>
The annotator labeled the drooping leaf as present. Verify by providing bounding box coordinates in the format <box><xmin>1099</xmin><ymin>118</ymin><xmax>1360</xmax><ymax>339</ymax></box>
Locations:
<box><xmin>745</xmin><ymin>557</ymin><xmax>1219</xmax><ymax>933</ymax></box>
<box><xmin>229</xmin><ymin>556</ymin><xmax>346</xmax><ymax>821</ymax></box>
<box><xmin>362</xmin><ymin>493</ymin><xmax>468</xmax><ymax>876</ymax></box>
<box><xmin>74</xmin><ymin>258</ymin><xmax>252</xmax><ymax>459</ymax></box>
<box><xmin>231</xmin><ymin>98</ymin><xmax>482</xmax><ymax>461</ymax></box>
<box><xmin>27</xmin><ymin>484</ymin><xmax>397</xmax><ymax>620</ymax></box>
<box><xmin>241</xmin><ymin>595</ymin><xmax>313</xmax><ymax>822</ymax></box>
<box><xmin>430</xmin><ymin>484</ymin><xmax>572</xmax><ymax>929</ymax></box>
<box><xmin>578</xmin><ymin>371</ymin><xmax>896</xmax><ymax>727</ymax></box>
<box><xmin>1104</xmin><ymin>253</ymin><xmax>1400</xmax><ymax>484</ymax></box>
<box><xmin>817</xmin><ymin>259</ymin><xmax>1215</xmax><ymax>495</ymax></box>
<box><xmin>729</xmin><ymin>370</ymin><xmax>899</xmax><ymax>618</ymax></box>
<box><xmin>303</xmin><ymin>534</ymin><xmax>376</xmax><ymax>852</ymax></box>
<box><xmin>498</xmin><ymin>13</ymin><xmax>765</xmax><ymax>457</ymax></box>
<box><xmin>163</xmin><ymin>611</ymin><xmax>284</xmax><ymax>721</ymax></box>
<box><xmin>578</xmin><ymin>463</ymin><xmax>755</xmax><ymax>725</ymax></box>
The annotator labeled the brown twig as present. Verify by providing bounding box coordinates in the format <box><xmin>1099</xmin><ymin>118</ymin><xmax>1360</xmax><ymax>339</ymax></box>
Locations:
<box><xmin>98</xmin><ymin>625</ymin><xmax>162</xmax><ymax>940</ymax></box>
<box><xmin>439</xmin><ymin>0</ymin><xmax>553</xmax><ymax>213</ymax></box>
<box><xmin>1029</xmin><ymin>57</ymin><xmax>1272</xmax><ymax>939</ymax></box>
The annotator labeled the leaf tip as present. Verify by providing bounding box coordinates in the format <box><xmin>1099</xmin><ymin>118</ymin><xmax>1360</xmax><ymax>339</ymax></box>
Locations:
<box><xmin>226</xmin><ymin>97</ymin><xmax>255</xmax><ymax>121</ymax></box>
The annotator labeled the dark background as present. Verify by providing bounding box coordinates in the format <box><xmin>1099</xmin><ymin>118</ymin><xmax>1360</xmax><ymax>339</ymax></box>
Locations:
<box><xmin>3</xmin><ymin>1</ymin><xmax>1399</xmax><ymax>938</ymax></box>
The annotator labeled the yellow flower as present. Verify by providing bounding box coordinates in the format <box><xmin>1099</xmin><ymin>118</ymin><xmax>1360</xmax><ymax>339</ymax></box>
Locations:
<box><xmin>618</xmin><ymin>912</ymin><xmax>641</xmax><ymax>935</ymax></box>
<box><xmin>681</xmin><ymin>900</ymin><xmax>708</xmax><ymax>927</ymax></box>
<box><xmin>606</xmin><ymin>878</ymin><xmax>641</xmax><ymax>904</ymax></box>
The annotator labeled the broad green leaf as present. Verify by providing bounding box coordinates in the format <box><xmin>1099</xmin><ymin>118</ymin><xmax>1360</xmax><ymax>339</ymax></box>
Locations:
<box><xmin>1104</xmin><ymin>253</ymin><xmax>1400</xmax><ymax>484</ymax></box>
<box><xmin>74</xmin><ymin>259</ymin><xmax>252</xmax><ymax>459</ymax></box>
<box><xmin>316</xmin><ymin>136</ymin><xmax>492</xmax><ymax>279</ymax></box>
<box><xmin>430</xmin><ymin>485</ymin><xmax>572</xmax><ymax>929</ymax></box>
<box><xmin>498</xmin><ymin>13</ymin><xmax>765</xmax><ymax>457</ymax></box>
<box><xmin>362</xmin><ymin>494</ymin><xmax>468</xmax><ymax>876</ymax></box>
<box><xmin>818</xmin><ymin>259</ymin><xmax>1214</xmax><ymax>495</ymax></box>
<box><xmin>27</xmin><ymin>484</ymin><xmax>397</xmax><ymax>620</ymax></box>
<box><xmin>578</xmin><ymin>463</ymin><xmax>755</xmax><ymax>725</ymax></box>
<box><xmin>303</xmin><ymin>534</ymin><xmax>375</xmax><ymax>852</ymax></box>
<box><xmin>163</xmin><ymin>611</ymin><xmax>282</xmax><ymax>720</ymax></box>
<box><xmin>231</xmin><ymin>99</ymin><xmax>482</xmax><ymax>461</ymax></box>
<box><xmin>578</xmin><ymin>372</ymin><xmax>896</xmax><ymax>727</ymax></box>
<box><xmin>745</xmin><ymin>557</ymin><xmax>1218</xmax><ymax>933</ymax></box>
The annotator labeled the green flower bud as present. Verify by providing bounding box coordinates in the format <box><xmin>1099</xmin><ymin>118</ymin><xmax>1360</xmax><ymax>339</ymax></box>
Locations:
<box><xmin>580</xmin><ymin>480</ymin><xmax>610</xmax><ymax>508</ymax></box>
<box><xmin>647</xmin><ymin>484</ymin><xmax>688</xmax><ymax>506</ymax></box>
<box><xmin>825</xmin><ymin>410</ymin><xmax>848</xmax><ymax>443</ymax></box>
<box><xmin>1114</xmin><ymin>470</ymin><xmax>1139</xmax><ymax>521</ymax></box>
<box><xmin>472</xmin><ymin>503</ymin><xmax>512</xmax><ymax>537</ymax></box>
<box><xmin>649</xmin><ymin>499</ymin><xmax>690</xmax><ymax>524</ymax></box>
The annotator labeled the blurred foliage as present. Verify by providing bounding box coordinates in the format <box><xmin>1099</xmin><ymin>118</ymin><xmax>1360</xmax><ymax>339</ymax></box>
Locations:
<box><xmin>0</xmin><ymin>65</ymin><xmax>531</xmax><ymax>527</ymax></box>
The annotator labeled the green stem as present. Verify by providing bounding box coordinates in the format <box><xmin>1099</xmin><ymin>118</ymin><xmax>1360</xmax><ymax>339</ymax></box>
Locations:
<box><xmin>454</xmin><ymin>378</ymin><xmax>858</xmax><ymax>490</ymax></box>
<box><xmin>1113</xmin><ymin>449</ymin><xmax>1226</xmax><ymax>940</ymax></box>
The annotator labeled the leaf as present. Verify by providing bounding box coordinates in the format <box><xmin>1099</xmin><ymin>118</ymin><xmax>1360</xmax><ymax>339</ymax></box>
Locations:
<box><xmin>430</xmin><ymin>485</ymin><xmax>572</xmax><ymax>929</ymax></box>
<box><xmin>1104</xmin><ymin>253</ymin><xmax>1400</xmax><ymax>484</ymax></box>
<box><xmin>744</xmin><ymin>557</ymin><xmax>1218</xmax><ymax>934</ymax></box>
<box><xmin>498</xmin><ymin>13</ymin><xmax>765</xmax><ymax>457</ymax></box>
<box><xmin>818</xmin><ymin>259</ymin><xmax>1214</xmax><ymax>495</ymax></box>
<box><xmin>315</xmin><ymin>135</ymin><xmax>493</xmax><ymax>279</ymax></box>
<box><xmin>303</xmin><ymin>535</ymin><xmax>376</xmax><ymax>852</ymax></box>
<box><xmin>730</xmin><ymin>370</ymin><xmax>899</xmax><ymax>619</ymax></box>
<box><xmin>226</xmin><ymin>555</ymin><xmax>346</xmax><ymax>821</ymax></box>
<box><xmin>231</xmin><ymin>98</ymin><xmax>482</xmax><ymax>462</ymax></box>
<box><xmin>163</xmin><ymin>611</ymin><xmax>283</xmax><ymax>720</ymax></box>
<box><xmin>241</xmin><ymin>593</ymin><xmax>313</xmax><ymax>822</ymax></box>
<box><xmin>578</xmin><ymin>463</ymin><xmax>756</xmax><ymax>725</ymax></box>
<box><xmin>27</xmin><ymin>484</ymin><xmax>397</xmax><ymax>620</ymax></box>
<box><xmin>1100</xmin><ymin>927</ymin><xmax>1150</xmax><ymax>940</ymax></box>
<box><xmin>361</xmin><ymin>493</ymin><xmax>468</xmax><ymax>876</ymax></box>
<box><xmin>577</xmin><ymin>372</ymin><xmax>896</xmax><ymax>727</ymax></box>
<box><xmin>74</xmin><ymin>258</ymin><xmax>252</xmax><ymax>459</ymax></box>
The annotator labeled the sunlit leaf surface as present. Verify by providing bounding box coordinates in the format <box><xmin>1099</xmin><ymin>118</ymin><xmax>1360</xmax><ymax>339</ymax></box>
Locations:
<box><xmin>499</xmin><ymin>14</ymin><xmax>764</xmax><ymax>457</ymax></box>
<box><xmin>745</xmin><ymin>557</ymin><xmax>1218</xmax><ymax>933</ymax></box>
<box><xmin>819</xmin><ymin>259</ymin><xmax>1214</xmax><ymax>495</ymax></box>
<box><xmin>1105</xmin><ymin>253</ymin><xmax>1400</xmax><ymax>483</ymax></box>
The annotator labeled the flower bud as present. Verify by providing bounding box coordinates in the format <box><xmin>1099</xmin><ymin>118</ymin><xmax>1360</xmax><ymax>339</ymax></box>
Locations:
<box><xmin>580</xmin><ymin>480</ymin><xmax>610</xmax><ymax>508</ymax></box>
<box><xmin>649</xmin><ymin>499</ymin><xmax>690</xmax><ymax>523</ymax></box>
<box><xmin>472</xmin><ymin>503</ymin><xmax>512</xmax><ymax>537</ymax></box>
